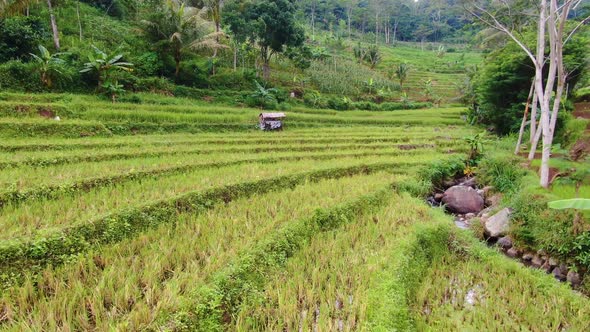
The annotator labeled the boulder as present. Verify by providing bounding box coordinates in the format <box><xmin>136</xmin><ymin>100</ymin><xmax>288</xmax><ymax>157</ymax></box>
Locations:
<box><xmin>541</xmin><ymin>261</ymin><xmax>553</xmax><ymax>273</ymax></box>
<box><xmin>443</xmin><ymin>179</ymin><xmax>458</xmax><ymax>188</ymax></box>
<box><xmin>567</xmin><ymin>271</ymin><xmax>582</xmax><ymax>287</ymax></box>
<box><xmin>482</xmin><ymin>186</ymin><xmax>494</xmax><ymax>197</ymax></box>
<box><xmin>484</xmin><ymin>208</ymin><xmax>511</xmax><ymax>238</ymax></box>
<box><xmin>442</xmin><ymin>186</ymin><xmax>484</xmax><ymax>214</ymax></box>
<box><xmin>553</xmin><ymin>264</ymin><xmax>568</xmax><ymax>281</ymax></box>
<box><xmin>496</xmin><ymin>236</ymin><xmax>513</xmax><ymax>250</ymax></box>
<box><xmin>485</xmin><ymin>193</ymin><xmax>503</xmax><ymax>207</ymax></box>
<box><xmin>531</xmin><ymin>255</ymin><xmax>545</xmax><ymax>268</ymax></box>
<box><xmin>434</xmin><ymin>193</ymin><xmax>444</xmax><ymax>201</ymax></box>
<box><xmin>522</xmin><ymin>252</ymin><xmax>534</xmax><ymax>261</ymax></box>
<box><xmin>548</xmin><ymin>257</ymin><xmax>559</xmax><ymax>268</ymax></box>
<box><xmin>458</xmin><ymin>177</ymin><xmax>477</xmax><ymax>188</ymax></box>
<box><xmin>477</xmin><ymin>206</ymin><xmax>494</xmax><ymax>218</ymax></box>
<box><xmin>506</xmin><ymin>247</ymin><xmax>521</xmax><ymax>258</ymax></box>
<box><xmin>536</xmin><ymin>249</ymin><xmax>548</xmax><ymax>257</ymax></box>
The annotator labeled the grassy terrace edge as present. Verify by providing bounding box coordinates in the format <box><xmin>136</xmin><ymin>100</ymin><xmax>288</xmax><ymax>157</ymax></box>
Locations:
<box><xmin>167</xmin><ymin>183</ymin><xmax>394</xmax><ymax>331</ymax></box>
<box><xmin>161</xmin><ymin>157</ymin><xmax>469</xmax><ymax>330</ymax></box>
<box><xmin>0</xmin><ymin>136</ymin><xmax>416</xmax><ymax>152</ymax></box>
<box><xmin>0</xmin><ymin>142</ymin><xmax>447</xmax><ymax>169</ymax></box>
<box><xmin>365</xmin><ymin>220</ymin><xmax>590</xmax><ymax>331</ymax></box>
<box><xmin>0</xmin><ymin>162</ymin><xmax>403</xmax><ymax>288</ymax></box>
<box><xmin>0</xmin><ymin>149</ymin><xmax>447</xmax><ymax>208</ymax></box>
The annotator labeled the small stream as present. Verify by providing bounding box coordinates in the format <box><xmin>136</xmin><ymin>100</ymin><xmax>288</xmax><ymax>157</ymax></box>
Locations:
<box><xmin>426</xmin><ymin>183</ymin><xmax>585</xmax><ymax>291</ymax></box>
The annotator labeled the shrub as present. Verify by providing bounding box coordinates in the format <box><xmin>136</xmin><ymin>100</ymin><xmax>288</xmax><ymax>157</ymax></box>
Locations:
<box><xmin>133</xmin><ymin>51</ymin><xmax>163</xmax><ymax>77</ymax></box>
<box><xmin>302</xmin><ymin>90</ymin><xmax>328</xmax><ymax>109</ymax></box>
<box><xmin>418</xmin><ymin>155</ymin><xmax>466</xmax><ymax>192</ymax></box>
<box><xmin>327</xmin><ymin>97</ymin><xmax>352</xmax><ymax>111</ymax></box>
<box><xmin>0</xmin><ymin>60</ymin><xmax>43</xmax><ymax>92</ymax></box>
<box><xmin>477</xmin><ymin>154</ymin><xmax>526</xmax><ymax>193</ymax></box>
<box><xmin>380</xmin><ymin>102</ymin><xmax>432</xmax><ymax>111</ymax></box>
<box><xmin>245</xmin><ymin>95</ymin><xmax>277</xmax><ymax>110</ymax></box>
<box><xmin>350</xmin><ymin>101</ymin><xmax>378</xmax><ymax>111</ymax></box>
<box><xmin>176</xmin><ymin>59</ymin><xmax>208</xmax><ymax>88</ymax></box>
<box><xmin>555</xmin><ymin>112</ymin><xmax>587</xmax><ymax>148</ymax></box>
<box><xmin>208</xmin><ymin>70</ymin><xmax>256</xmax><ymax>89</ymax></box>
<box><xmin>133</xmin><ymin>77</ymin><xmax>175</xmax><ymax>93</ymax></box>
<box><xmin>0</xmin><ymin>16</ymin><xmax>46</xmax><ymax>62</ymax></box>
<box><xmin>574</xmin><ymin>86</ymin><xmax>590</xmax><ymax>101</ymax></box>
<box><xmin>510</xmin><ymin>191</ymin><xmax>583</xmax><ymax>264</ymax></box>
<box><xmin>118</xmin><ymin>94</ymin><xmax>143</xmax><ymax>104</ymax></box>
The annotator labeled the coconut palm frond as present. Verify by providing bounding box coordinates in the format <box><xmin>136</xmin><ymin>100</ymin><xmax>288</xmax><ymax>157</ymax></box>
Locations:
<box><xmin>170</xmin><ymin>32</ymin><xmax>183</xmax><ymax>42</ymax></box>
<box><xmin>189</xmin><ymin>38</ymin><xmax>229</xmax><ymax>51</ymax></box>
<box><xmin>183</xmin><ymin>5</ymin><xmax>204</xmax><ymax>18</ymax></box>
<box><xmin>1</xmin><ymin>0</ymin><xmax>34</xmax><ymax>17</ymax></box>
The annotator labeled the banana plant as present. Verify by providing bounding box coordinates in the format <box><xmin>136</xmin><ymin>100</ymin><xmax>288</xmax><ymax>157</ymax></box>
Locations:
<box><xmin>102</xmin><ymin>80</ymin><xmax>125</xmax><ymax>103</ymax></box>
<box><xmin>463</xmin><ymin>131</ymin><xmax>487</xmax><ymax>163</ymax></box>
<box><xmin>548</xmin><ymin>199</ymin><xmax>590</xmax><ymax>210</ymax></box>
<box><xmin>549</xmin><ymin>199</ymin><xmax>590</xmax><ymax>235</ymax></box>
<box><xmin>80</xmin><ymin>45</ymin><xmax>133</xmax><ymax>88</ymax></box>
<box><xmin>250</xmin><ymin>80</ymin><xmax>278</xmax><ymax>106</ymax></box>
<box><xmin>29</xmin><ymin>45</ymin><xmax>66</xmax><ymax>88</ymax></box>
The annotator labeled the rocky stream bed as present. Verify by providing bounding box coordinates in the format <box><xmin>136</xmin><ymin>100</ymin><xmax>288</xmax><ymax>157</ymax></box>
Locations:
<box><xmin>427</xmin><ymin>176</ymin><xmax>584</xmax><ymax>289</ymax></box>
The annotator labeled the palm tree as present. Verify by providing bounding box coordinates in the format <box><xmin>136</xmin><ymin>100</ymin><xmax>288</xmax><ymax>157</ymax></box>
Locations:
<box><xmin>142</xmin><ymin>0</ymin><xmax>226</xmax><ymax>80</ymax></box>
<box><xmin>30</xmin><ymin>45</ymin><xmax>65</xmax><ymax>88</ymax></box>
<box><xmin>80</xmin><ymin>45</ymin><xmax>133</xmax><ymax>88</ymax></box>
<box><xmin>203</xmin><ymin>0</ymin><xmax>223</xmax><ymax>47</ymax></box>
<box><xmin>395</xmin><ymin>62</ymin><xmax>410</xmax><ymax>90</ymax></box>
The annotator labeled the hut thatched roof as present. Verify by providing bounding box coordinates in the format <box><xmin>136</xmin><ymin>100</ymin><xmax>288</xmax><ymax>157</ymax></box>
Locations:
<box><xmin>259</xmin><ymin>112</ymin><xmax>286</xmax><ymax>119</ymax></box>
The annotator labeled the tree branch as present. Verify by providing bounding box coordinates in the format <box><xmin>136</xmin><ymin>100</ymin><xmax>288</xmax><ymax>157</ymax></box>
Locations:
<box><xmin>564</xmin><ymin>15</ymin><xmax>590</xmax><ymax>44</ymax></box>
<box><xmin>467</xmin><ymin>3</ymin><xmax>537</xmax><ymax>64</ymax></box>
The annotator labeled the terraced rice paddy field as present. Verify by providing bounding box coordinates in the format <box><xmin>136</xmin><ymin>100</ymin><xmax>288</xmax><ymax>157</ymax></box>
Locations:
<box><xmin>0</xmin><ymin>95</ymin><xmax>589</xmax><ymax>331</ymax></box>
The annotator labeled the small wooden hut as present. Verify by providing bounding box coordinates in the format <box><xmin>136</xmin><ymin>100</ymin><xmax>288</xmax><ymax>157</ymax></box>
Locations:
<box><xmin>258</xmin><ymin>112</ymin><xmax>286</xmax><ymax>131</ymax></box>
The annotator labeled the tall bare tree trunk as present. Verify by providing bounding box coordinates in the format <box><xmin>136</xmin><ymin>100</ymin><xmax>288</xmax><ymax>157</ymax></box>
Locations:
<box><xmin>529</xmin><ymin>119</ymin><xmax>543</xmax><ymax>160</ymax></box>
<box><xmin>468</xmin><ymin>0</ymin><xmax>581</xmax><ymax>187</ymax></box>
<box><xmin>46</xmin><ymin>0</ymin><xmax>60</xmax><ymax>50</ymax></box>
<box><xmin>233</xmin><ymin>46</ymin><xmax>237</xmax><ymax>72</ymax></box>
<box><xmin>375</xmin><ymin>12</ymin><xmax>379</xmax><ymax>44</ymax></box>
<box><xmin>311</xmin><ymin>2</ymin><xmax>316</xmax><ymax>41</ymax></box>
<box><xmin>76</xmin><ymin>1</ymin><xmax>83</xmax><ymax>41</ymax></box>
<box><xmin>529</xmin><ymin>90</ymin><xmax>538</xmax><ymax>143</ymax></box>
<box><xmin>393</xmin><ymin>20</ymin><xmax>398</xmax><ymax>44</ymax></box>
<box><xmin>515</xmin><ymin>81</ymin><xmax>535</xmax><ymax>155</ymax></box>
<box><xmin>539</xmin><ymin>0</ymin><xmax>570</xmax><ymax>188</ymax></box>
<box><xmin>262</xmin><ymin>61</ymin><xmax>270</xmax><ymax>80</ymax></box>
<box><xmin>534</xmin><ymin>0</ymin><xmax>551</xmax><ymax>188</ymax></box>
<box><xmin>347</xmin><ymin>7</ymin><xmax>352</xmax><ymax>37</ymax></box>
<box><xmin>174</xmin><ymin>52</ymin><xmax>181</xmax><ymax>81</ymax></box>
